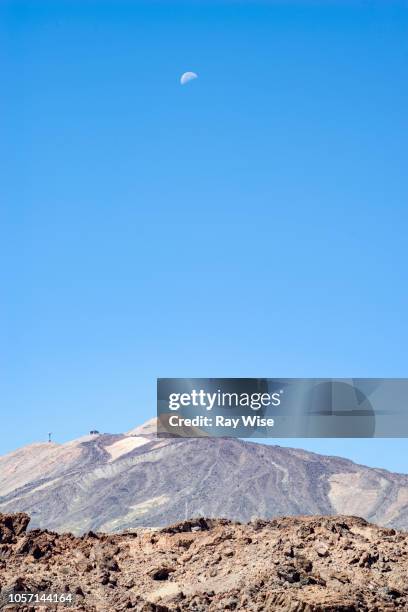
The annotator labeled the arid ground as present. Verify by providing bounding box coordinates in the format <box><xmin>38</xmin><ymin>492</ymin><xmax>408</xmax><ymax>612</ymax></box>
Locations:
<box><xmin>0</xmin><ymin>512</ymin><xmax>407</xmax><ymax>611</ymax></box>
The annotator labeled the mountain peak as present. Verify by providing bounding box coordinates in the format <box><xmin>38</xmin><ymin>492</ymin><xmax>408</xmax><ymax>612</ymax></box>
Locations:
<box><xmin>126</xmin><ymin>417</ymin><xmax>158</xmax><ymax>436</ymax></box>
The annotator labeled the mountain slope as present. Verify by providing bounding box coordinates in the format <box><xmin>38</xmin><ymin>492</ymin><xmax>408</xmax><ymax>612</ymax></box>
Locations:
<box><xmin>0</xmin><ymin>420</ymin><xmax>407</xmax><ymax>534</ymax></box>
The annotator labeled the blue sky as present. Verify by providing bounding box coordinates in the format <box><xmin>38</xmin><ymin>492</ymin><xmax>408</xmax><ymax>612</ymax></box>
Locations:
<box><xmin>1</xmin><ymin>1</ymin><xmax>407</xmax><ymax>472</ymax></box>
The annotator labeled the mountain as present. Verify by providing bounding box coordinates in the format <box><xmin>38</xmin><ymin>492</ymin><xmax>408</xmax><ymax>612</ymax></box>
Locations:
<box><xmin>0</xmin><ymin>419</ymin><xmax>407</xmax><ymax>535</ymax></box>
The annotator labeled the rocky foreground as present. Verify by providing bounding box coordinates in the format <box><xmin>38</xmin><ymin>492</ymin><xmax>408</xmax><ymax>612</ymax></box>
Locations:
<box><xmin>0</xmin><ymin>513</ymin><xmax>407</xmax><ymax>611</ymax></box>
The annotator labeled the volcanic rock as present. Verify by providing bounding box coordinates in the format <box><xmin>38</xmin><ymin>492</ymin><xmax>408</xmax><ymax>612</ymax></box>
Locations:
<box><xmin>0</xmin><ymin>513</ymin><xmax>407</xmax><ymax>610</ymax></box>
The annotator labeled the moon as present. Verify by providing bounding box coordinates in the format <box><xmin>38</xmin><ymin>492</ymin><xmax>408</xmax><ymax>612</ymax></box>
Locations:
<box><xmin>180</xmin><ymin>71</ymin><xmax>198</xmax><ymax>85</ymax></box>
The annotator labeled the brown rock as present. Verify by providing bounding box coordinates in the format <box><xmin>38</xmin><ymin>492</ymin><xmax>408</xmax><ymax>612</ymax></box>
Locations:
<box><xmin>0</xmin><ymin>513</ymin><xmax>407</xmax><ymax>611</ymax></box>
<box><xmin>315</xmin><ymin>543</ymin><xmax>330</xmax><ymax>557</ymax></box>
<box><xmin>150</xmin><ymin>567</ymin><xmax>175</xmax><ymax>581</ymax></box>
<box><xmin>0</xmin><ymin>513</ymin><xmax>30</xmax><ymax>544</ymax></box>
